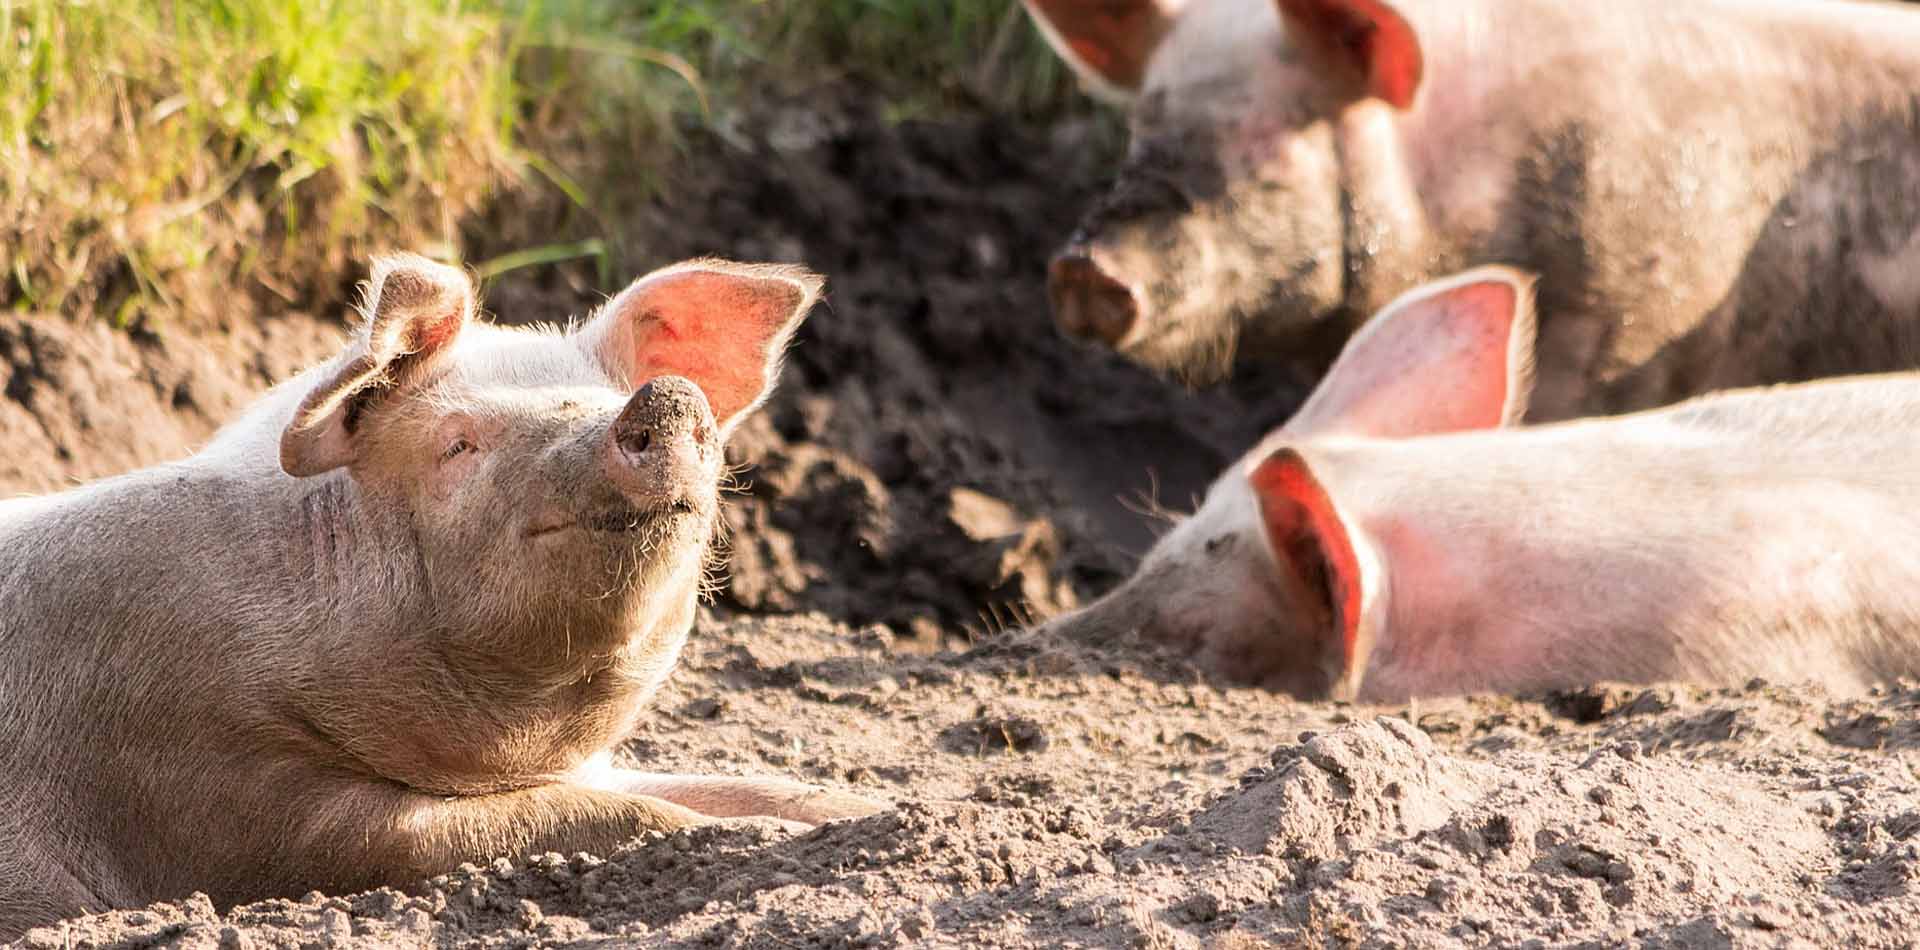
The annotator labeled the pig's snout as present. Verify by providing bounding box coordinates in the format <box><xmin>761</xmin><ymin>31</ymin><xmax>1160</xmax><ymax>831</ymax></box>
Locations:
<box><xmin>603</xmin><ymin>376</ymin><xmax>717</xmax><ymax>512</ymax></box>
<box><xmin>1048</xmin><ymin>247</ymin><xmax>1140</xmax><ymax>348</ymax></box>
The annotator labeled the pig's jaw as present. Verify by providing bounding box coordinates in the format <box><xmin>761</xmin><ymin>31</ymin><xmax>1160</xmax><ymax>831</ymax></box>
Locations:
<box><xmin>521</xmin><ymin>497</ymin><xmax>713</xmax><ymax>543</ymax></box>
<box><xmin>282</xmin><ymin>506</ymin><xmax>706</xmax><ymax>796</ymax></box>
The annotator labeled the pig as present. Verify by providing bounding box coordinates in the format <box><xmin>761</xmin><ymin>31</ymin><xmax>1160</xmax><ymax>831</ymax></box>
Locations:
<box><xmin>0</xmin><ymin>255</ymin><xmax>885</xmax><ymax>940</ymax></box>
<box><xmin>1040</xmin><ymin>266</ymin><xmax>1920</xmax><ymax>701</ymax></box>
<box><xmin>1026</xmin><ymin>0</ymin><xmax>1920</xmax><ymax>418</ymax></box>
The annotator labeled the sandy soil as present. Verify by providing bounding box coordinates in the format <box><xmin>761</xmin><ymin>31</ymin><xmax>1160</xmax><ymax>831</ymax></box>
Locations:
<box><xmin>9</xmin><ymin>89</ymin><xmax>1920</xmax><ymax>949</ymax></box>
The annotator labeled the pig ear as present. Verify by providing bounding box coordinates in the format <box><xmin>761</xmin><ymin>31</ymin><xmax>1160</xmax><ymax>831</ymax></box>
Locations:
<box><xmin>1274</xmin><ymin>0</ymin><xmax>1423</xmax><ymax>109</ymax></box>
<box><xmin>581</xmin><ymin>259</ymin><xmax>823</xmax><ymax>435</ymax></box>
<box><xmin>1285</xmin><ymin>266</ymin><xmax>1536</xmax><ymax>439</ymax></box>
<box><xmin>1249</xmin><ymin>447</ymin><xmax>1380</xmax><ymax>701</ymax></box>
<box><xmin>279</xmin><ymin>255</ymin><xmax>474</xmax><ymax>478</ymax></box>
<box><xmin>1021</xmin><ymin>0</ymin><xmax>1186</xmax><ymax>101</ymax></box>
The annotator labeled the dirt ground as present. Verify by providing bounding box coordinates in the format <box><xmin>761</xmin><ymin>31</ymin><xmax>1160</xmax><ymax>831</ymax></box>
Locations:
<box><xmin>10</xmin><ymin>89</ymin><xmax>1920</xmax><ymax>949</ymax></box>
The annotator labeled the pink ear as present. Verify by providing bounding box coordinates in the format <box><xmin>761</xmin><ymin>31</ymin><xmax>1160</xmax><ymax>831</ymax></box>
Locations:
<box><xmin>586</xmin><ymin>260</ymin><xmax>823</xmax><ymax>432</ymax></box>
<box><xmin>1275</xmin><ymin>0</ymin><xmax>1423</xmax><ymax>109</ymax></box>
<box><xmin>1249</xmin><ymin>447</ymin><xmax>1372</xmax><ymax>700</ymax></box>
<box><xmin>1286</xmin><ymin>266</ymin><xmax>1536</xmax><ymax>439</ymax></box>
<box><xmin>280</xmin><ymin>254</ymin><xmax>474</xmax><ymax>478</ymax></box>
<box><xmin>1021</xmin><ymin>0</ymin><xmax>1185</xmax><ymax>99</ymax></box>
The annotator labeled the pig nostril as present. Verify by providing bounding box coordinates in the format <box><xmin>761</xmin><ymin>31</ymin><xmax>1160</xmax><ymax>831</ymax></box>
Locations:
<box><xmin>1085</xmin><ymin>284</ymin><xmax>1138</xmax><ymax>346</ymax></box>
<box><xmin>1048</xmin><ymin>255</ymin><xmax>1138</xmax><ymax>347</ymax></box>
<box><xmin>613</xmin><ymin>376</ymin><xmax>711</xmax><ymax>461</ymax></box>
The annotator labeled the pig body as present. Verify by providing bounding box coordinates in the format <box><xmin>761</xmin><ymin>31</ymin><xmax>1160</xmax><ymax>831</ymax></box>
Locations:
<box><xmin>1031</xmin><ymin>0</ymin><xmax>1920</xmax><ymax>418</ymax></box>
<box><xmin>1046</xmin><ymin>268</ymin><xmax>1920</xmax><ymax>701</ymax></box>
<box><xmin>0</xmin><ymin>257</ymin><xmax>882</xmax><ymax>940</ymax></box>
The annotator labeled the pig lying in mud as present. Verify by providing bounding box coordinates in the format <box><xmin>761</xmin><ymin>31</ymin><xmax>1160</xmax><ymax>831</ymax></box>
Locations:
<box><xmin>1042</xmin><ymin>267</ymin><xmax>1920</xmax><ymax>701</ymax></box>
<box><xmin>1027</xmin><ymin>0</ymin><xmax>1920</xmax><ymax>417</ymax></box>
<box><xmin>0</xmin><ymin>255</ymin><xmax>884</xmax><ymax>939</ymax></box>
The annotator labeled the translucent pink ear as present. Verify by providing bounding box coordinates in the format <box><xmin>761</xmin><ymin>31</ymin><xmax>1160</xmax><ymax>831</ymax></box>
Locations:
<box><xmin>1274</xmin><ymin>0</ymin><xmax>1424</xmax><ymax>109</ymax></box>
<box><xmin>1249</xmin><ymin>446</ymin><xmax>1375</xmax><ymax>700</ymax></box>
<box><xmin>581</xmin><ymin>260</ymin><xmax>823</xmax><ymax>434</ymax></box>
<box><xmin>1021</xmin><ymin>0</ymin><xmax>1186</xmax><ymax>100</ymax></box>
<box><xmin>280</xmin><ymin>255</ymin><xmax>473</xmax><ymax>477</ymax></box>
<box><xmin>1285</xmin><ymin>266</ymin><xmax>1536</xmax><ymax>439</ymax></box>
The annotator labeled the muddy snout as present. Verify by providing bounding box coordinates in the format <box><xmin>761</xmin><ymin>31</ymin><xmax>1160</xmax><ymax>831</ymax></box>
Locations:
<box><xmin>602</xmin><ymin>375</ymin><xmax>719</xmax><ymax>513</ymax></box>
<box><xmin>1047</xmin><ymin>245</ymin><xmax>1141</xmax><ymax>348</ymax></box>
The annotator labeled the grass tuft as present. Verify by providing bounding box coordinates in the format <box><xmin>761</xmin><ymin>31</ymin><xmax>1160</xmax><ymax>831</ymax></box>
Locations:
<box><xmin>2</xmin><ymin>0</ymin><xmax>1088</xmax><ymax>327</ymax></box>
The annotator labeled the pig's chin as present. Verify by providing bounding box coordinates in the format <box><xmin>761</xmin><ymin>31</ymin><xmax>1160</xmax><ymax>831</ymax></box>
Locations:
<box><xmin>1116</xmin><ymin>308</ymin><xmax>1243</xmax><ymax>388</ymax></box>
<box><xmin>1123</xmin><ymin>283</ymin><xmax>1342</xmax><ymax>388</ymax></box>
<box><xmin>1129</xmin><ymin>337</ymin><xmax>1237</xmax><ymax>388</ymax></box>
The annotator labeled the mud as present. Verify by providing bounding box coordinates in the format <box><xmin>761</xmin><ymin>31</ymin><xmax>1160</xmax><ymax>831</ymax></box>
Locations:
<box><xmin>8</xmin><ymin>86</ymin><xmax>1920</xmax><ymax>948</ymax></box>
<box><xmin>21</xmin><ymin>618</ymin><xmax>1920</xmax><ymax>948</ymax></box>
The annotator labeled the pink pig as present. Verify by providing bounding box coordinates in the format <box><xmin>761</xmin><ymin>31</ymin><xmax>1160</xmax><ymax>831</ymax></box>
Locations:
<box><xmin>1026</xmin><ymin>0</ymin><xmax>1920</xmax><ymax>418</ymax></box>
<box><xmin>0</xmin><ymin>255</ymin><xmax>884</xmax><ymax>939</ymax></box>
<box><xmin>1043</xmin><ymin>268</ymin><xmax>1920</xmax><ymax>700</ymax></box>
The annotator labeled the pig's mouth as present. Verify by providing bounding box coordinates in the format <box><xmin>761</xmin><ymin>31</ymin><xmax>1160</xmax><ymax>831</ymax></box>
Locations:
<box><xmin>524</xmin><ymin>499</ymin><xmax>705</xmax><ymax>541</ymax></box>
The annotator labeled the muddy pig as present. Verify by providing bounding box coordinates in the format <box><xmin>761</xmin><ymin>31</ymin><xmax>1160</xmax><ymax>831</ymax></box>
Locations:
<box><xmin>0</xmin><ymin>255</ymin><xmax>885</xmax><ymax>939</ymax></box>
<box><xmin>1026</xmin><ymin>0</ymin><xmax>1920</xmax><ymax>418</ymax></box>
<box><xmin>1041</xmin><ymin>267</ymin><xmax>1920</xmax><ymax>701</ymax></box>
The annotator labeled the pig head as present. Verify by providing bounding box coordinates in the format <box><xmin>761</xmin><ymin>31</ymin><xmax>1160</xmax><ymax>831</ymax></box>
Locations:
<box><xmin>1042</xmin><ymin>266</ymin><xmax>1534</xmax><ymax>699</ymax></box>
<box><xmin>270</xmin><ymin>255</ymin><xmax>814</xmax><ymax>790</ymax></box>
<box><xmin>1042</xmin><ymin>263</ymin><xmax>1920</xmax><ymax>701</ymax></box>
<box><xmin>1026</xmin><ymin>0</ymin><xmax>1920</xmax><ymax>415</ymax></box>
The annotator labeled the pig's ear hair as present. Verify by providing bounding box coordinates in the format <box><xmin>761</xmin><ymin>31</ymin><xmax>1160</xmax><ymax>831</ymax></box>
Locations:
<box><xmin>581</xmin><ymin>258</ymin><xmax>823</xmax><ymax>436</ymax></box>
<box><xmin>1275</xmin><ymin>0</ymin><xmax>1423</xmax><ymax>109</ymax></box>
<box><xmin>279</xmin><ymin>254</ymin><xmax>474</xmax><ymax>478</ymax></box>
<box><xmin>1285</xmin><ymin>265</ymin><xmax>1536</xmax><ymax>439</ymax></box>
<box><xmin>1249</xmin><ymin>446</ymin><xmax>1380</xmax><ymax>701</ymax></box>
<box><xmin>1021</xmin><ymin>0</ymin><xmax>1185</xmax><ymax>101</ymax></box>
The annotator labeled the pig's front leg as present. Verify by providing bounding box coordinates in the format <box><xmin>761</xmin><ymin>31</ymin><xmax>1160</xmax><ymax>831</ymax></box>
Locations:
<box><xmin>300</xmin><ymin>781</ymin><xmax>714</xmax><ymax>890</ymax></box>
<box><xmin>587</xmin><ymin>767</ymin><xmax>890</xmax><ymax>826</ymax></box>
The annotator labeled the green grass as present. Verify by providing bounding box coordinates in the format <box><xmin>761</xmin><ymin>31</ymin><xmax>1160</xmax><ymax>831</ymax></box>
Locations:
<box><xmin>0</xmin><ymin>0</ymin><xmax>1083</xmax><ymax>326</ymax></box>
<box><xmin>506</xmin><ymin>0</ymin><xmax>1081</xmax><ymax>118</ymax></box>
<box><xmin>1</xmin><ymin>0</ymin><xmax>509</xmax><ymax>324</ymax></box>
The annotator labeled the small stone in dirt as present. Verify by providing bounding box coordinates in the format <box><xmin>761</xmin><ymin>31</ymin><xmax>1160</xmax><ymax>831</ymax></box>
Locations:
<box><xmin>681</xmin><ymin>697</ymin><xmax>727</xmax><ymax>720</ymax></box>
<box><xmin>906</xmin><ymin>616</ymin><xmax>944</xmax><ymax>643</ymax></box>
<box><xmin>852</xmin><ymin>623</ymin><xmax>897</xmax><ymax>651</ymax></box>
<box><xmin>947</xmin><ymin>487</ymin><xmax>1024</xmax><ymax>541</ymax></box>
<box><xmin>1546</xmin><ymin>683</ymin><xmax>1673</xmax><ymax>723</ymax></box>
<box><xmin>317</xmin><ymin>907</ymin><xmax>351</xmax><ymax>940</ymax></box>
<box><xmin>942</xmin><ymin>713</ymin><xmax>1050</xmax><ymax>755</ymax></box>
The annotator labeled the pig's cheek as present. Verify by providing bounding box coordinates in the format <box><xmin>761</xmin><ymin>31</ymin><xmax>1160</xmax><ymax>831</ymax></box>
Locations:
<box><xmin>426</xmin><ymin>452</ymin><xmax>487</xmax><ymax>502</ymax></box>
<box><xmin>1138</xmin><ymin>597</ymin><xmax>1213</xmax><ymax>655</ymax></box>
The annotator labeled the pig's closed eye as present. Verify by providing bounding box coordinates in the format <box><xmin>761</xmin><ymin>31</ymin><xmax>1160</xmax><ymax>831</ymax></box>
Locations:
<box><xmin>441</xmin><ymin>438</ymin><xmax>476</xmax><ymax>461</ymax></box>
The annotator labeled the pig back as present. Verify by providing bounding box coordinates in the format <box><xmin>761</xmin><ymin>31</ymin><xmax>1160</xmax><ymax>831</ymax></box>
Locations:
<box><xmin>0</xmin><ymin>461</ymin><xmax>325</xmax><ymax>901</ymax></box>
<box><xmin>1321</xmin><ymin>373</ymin><xmax>1920</xmax><ymax>698</ymax></box>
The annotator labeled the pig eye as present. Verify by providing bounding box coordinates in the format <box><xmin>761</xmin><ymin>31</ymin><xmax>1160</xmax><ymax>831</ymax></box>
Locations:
<box><xmin>441</xmin><ymin>438</ymin><xmax>476</xmax><ymax>461</ymax></box>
